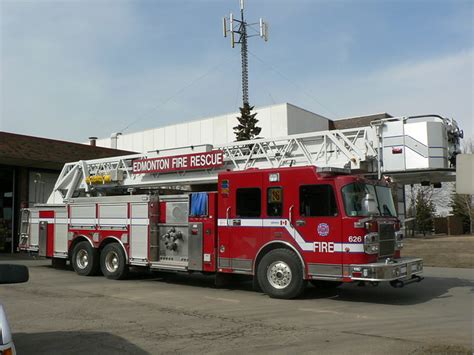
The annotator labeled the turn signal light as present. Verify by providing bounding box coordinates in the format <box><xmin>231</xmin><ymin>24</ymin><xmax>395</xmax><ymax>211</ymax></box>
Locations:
<box><xmin>364</xmin><ymin>221</ymin><xmax>378</xmax><ymax>232</ymax></box>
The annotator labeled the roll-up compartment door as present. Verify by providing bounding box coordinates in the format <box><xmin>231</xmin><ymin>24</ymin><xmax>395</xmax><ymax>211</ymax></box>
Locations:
<box><xmin>130</xmin><ymin>202</ymin><xmax>149</xmax><ymax>261</ymax></box>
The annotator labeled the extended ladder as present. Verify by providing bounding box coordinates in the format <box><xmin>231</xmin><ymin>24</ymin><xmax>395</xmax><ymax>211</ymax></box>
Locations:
<box><xmin>48</xmin><ymin>115</ymin><xmax>462</xmax><ymax>203</ymax></box>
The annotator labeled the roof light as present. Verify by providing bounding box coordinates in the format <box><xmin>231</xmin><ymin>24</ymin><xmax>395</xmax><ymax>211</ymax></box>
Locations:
<box><xmin>269</xmin><ymin>173</ymin><xmax>280</xmax><ymax>182</ymax></box>
<box><xmin>316</xmin><ymin>167</ymin><xmax>351</xmax><ymax>176</ymax></box>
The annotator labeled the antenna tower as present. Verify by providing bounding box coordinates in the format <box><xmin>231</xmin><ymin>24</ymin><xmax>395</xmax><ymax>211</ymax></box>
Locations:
<box><xmin>223</xmin><ymin>0</ymin><xmax>268</xmax><ymax>106</ymax></box>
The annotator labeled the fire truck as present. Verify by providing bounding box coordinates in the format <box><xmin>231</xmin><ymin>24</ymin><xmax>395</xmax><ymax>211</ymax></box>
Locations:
<box><xmin>18</xmin><ymin>115</ymin><xmax>462</xmax><ymax>298</ymax></box>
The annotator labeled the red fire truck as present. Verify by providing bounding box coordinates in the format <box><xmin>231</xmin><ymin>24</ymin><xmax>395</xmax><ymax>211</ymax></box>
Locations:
<box><xmin>19</xmin><ymin>116</ymin><xmax>462</xmax><ymax>298</ymax></box>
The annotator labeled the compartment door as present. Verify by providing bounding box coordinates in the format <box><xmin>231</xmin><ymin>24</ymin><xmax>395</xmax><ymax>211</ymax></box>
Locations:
<box><xmin>38</xmin><ymin>221</ymin><xmax>48</xmax><ymax>257</ymax></box>
<box><xmin>54</xmin><ymin>209</ymin><xmax>68</xmax><ymax>256</ymax></box>
<box><xmin>130</xmin><ymin>202</ymin><xmax>149</xmax><ymax>262</ymax></box>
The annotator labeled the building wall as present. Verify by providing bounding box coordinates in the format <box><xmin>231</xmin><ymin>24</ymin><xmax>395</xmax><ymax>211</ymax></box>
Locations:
<box><xmin>286</xmin><ymin>104</ymin><xmax>330</xmax><ymax>135</ymax></box>
<box><xmin>28</xmin><ymin>171</ymin><xmax>59</xmax><ymax>205</ymax></box>
<box><xmin>95</xmin><ymin>103</ymin><xmax>329</xmax><ymax>152</ymax></box>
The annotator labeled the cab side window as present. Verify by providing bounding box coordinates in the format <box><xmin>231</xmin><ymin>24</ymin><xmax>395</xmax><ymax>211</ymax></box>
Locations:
<box><xmin>236</xmin><ymin>188</ymin><xmax>261</xmax><ymax>217</ymax></box>
<box><xmin>267</xmin><ymin>187</ymin><xmax>283</xmax><ymax>217</ymax></box>
<box><xmin>300</xmin><ymin>184</ymin><xmax>338</xmax><ymax>216</ymax></box>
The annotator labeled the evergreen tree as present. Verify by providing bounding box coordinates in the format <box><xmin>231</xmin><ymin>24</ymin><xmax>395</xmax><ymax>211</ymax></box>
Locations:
<box><xmin>234</xmin><ymin>103</ymin><xmax>261</xmax><ymax>141</ymax></box>
<box><xmin>415</xmin><ymin>188</ymin><xmax>436</xmax><ymax>236</ymax></box>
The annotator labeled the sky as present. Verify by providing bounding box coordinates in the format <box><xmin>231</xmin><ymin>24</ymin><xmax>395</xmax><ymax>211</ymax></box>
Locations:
<box><xmin>1</xmin><ymin>0</ymin><xmax>473</xmax><ymax>143</ymax></box>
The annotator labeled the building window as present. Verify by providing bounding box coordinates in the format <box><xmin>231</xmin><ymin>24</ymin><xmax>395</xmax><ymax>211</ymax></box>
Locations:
<box><xmin>267</xmin><ymin>187</ymin><xmax>283</xmax><ymax>217</ymax></box>
<box><xmin>300</xmin><ymin>185</ymin><xmax>338</xmax><ymax>217</ymax></box>
<box><xmin>236</xmin><ymin>188</ymin><xmax>261</xmax><ymax>217</ymax></box>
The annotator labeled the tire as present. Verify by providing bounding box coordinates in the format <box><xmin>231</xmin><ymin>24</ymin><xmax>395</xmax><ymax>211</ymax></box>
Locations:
<box><xmin>252</xmin><ymin>275</ymin><xmax>262</xmax><ymax>293</ymax></box>
<box><xmin>257</xmin><ymin>249</ymin><xmax>307</xmax><ymax>299</ymax></box>
<box><xmin>0</xmin><ymin>264</ymin><xmax>29</xmax><ymax>283</ymax></box>
<box><xmin>71</xmin><ymin>241</ymin><xmax>100</xmax><ymax>276</ymax></box>
<box><xmin>310</xmin><ymin>280</ymin><xmax>342</xmax><ymax>289</ymax></box>
<box><xmin>100</xmin><ymin>243</ymin><xmax>129</xmax><ymax>280</ymax></box>
<box><xmin>51</xmin><ymin>258</ymin><xmax>67</xmax><ymax>268</ymax></box>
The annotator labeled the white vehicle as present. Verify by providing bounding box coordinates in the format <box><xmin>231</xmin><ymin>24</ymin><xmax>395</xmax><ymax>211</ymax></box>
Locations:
<box><xmin>0</xmin><ymin>264</ymin><xmax>29</xmax><ymax>355</ymax></box>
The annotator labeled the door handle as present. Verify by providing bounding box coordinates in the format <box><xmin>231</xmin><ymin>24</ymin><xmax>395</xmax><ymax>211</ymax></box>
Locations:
<box><xmin>296</xmin><ymin>219</ymin><xmax>306</xmax><ymax>226</ymax></box>
<box><xmin>289</xmin><ymin>205</ymin><xmax>294</xmax><ymax>226</ymax></box>
<box><xmin>226</xmin><ymin>207</ymin><xmax>231</xmax><ymax>226</ymax></box>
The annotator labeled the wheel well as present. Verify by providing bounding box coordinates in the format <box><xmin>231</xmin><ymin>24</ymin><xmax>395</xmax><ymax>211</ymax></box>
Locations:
<box><xmin>68</xmin><ymin>236</ymin><xmax>93</xmax><ymax>257</ymax></box>
<box><xmin>253</xmin><ymin>242</ymin><xmax>306</xmax><ymax>277</ymax></box>
<box><xmin>99</xmin><ymin>237</ymin><xmax>128</xmax><ymax>260</ymax></box>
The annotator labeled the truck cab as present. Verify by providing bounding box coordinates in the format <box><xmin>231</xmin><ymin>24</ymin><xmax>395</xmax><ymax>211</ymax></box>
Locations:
<box><xmin>217</xmin><ymin>165</ymin><xmax>423</xmax><ymax>298</ymax></box>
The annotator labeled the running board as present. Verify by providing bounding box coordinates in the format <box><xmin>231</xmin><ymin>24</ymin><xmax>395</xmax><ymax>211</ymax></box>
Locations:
<box><xmin>150</xmin><ymin>262</ymin><xmax>188</xmax><ymax>272</ymax></box>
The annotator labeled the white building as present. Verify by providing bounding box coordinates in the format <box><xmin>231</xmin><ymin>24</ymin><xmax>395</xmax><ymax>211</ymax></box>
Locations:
<box><xmin>93</xmin><ymin>103</ymin><xmax>330</xmax><ymax>152</ymax></box>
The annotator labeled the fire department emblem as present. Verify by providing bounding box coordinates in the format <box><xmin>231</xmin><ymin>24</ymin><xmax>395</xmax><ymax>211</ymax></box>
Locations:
<box><xmin>317</xmin><ymin>223</ymin><xmax>330</xmax><ymax>237</ymax></box>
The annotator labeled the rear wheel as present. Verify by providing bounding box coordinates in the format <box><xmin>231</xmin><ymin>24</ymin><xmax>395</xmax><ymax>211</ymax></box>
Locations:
<box><xmin>100</xmin><ymin>243</ymin><xmax>129</xmax><ymax>280</ymax></box>
<box><xmin>257</xmin><ymin>249</ymin><xmax>306</xmax><ymax>299</ymax></box>
<box><xmin>71</xmin><ymin>241</ymin><xmax>100</xmax><ymax>276</ymax></box>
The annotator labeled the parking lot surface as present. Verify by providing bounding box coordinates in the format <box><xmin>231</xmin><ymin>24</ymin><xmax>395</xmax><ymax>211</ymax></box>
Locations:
<box><xmin>1</xmin><ymin>259</ymin><xmax>472</xmax><ymax>354</ymax></box>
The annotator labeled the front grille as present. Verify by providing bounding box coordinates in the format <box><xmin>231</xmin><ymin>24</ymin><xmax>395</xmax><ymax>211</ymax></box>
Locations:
<box><xmin>379</xmin><ymin>223</ymin><xmax>395</xmax><ymax>257</ymax></box>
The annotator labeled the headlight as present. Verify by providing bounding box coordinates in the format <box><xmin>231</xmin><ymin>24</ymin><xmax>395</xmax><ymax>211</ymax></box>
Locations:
<box><xmin>364</xmin><ymin>233</ymin><xmax>379</xmax><ymax>254</ymax></box>
<box><xmin>364</xmin><ymin>243</ymin><xmax>379</xmax><ymax>254</ymax></box>
<box><xmin>364</xmin><ymin>233</ymin><xmax>379</xmax><ymax>244</ymax></box>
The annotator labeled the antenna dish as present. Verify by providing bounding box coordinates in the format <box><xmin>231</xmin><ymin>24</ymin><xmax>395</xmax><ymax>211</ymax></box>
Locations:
<box><xmin>221</xmin><ymin>1</ymin><xmax>268</xmax><ymax>105</ymax></box>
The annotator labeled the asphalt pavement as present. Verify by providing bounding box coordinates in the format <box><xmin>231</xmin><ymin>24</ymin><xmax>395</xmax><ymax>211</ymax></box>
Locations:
<box><xmin>0</xmin><ymin>258</ymin><xmax>472</xmax><ymax>354</ymax></box>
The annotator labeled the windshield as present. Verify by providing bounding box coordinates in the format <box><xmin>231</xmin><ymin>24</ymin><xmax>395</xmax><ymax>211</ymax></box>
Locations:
<box><xmin>342</xmin><ymin>183</ymin><xmax>397</xmax><ymax>217</ymax></box>
<box><xmin>374</xmin><ymin>185</ymin><xmax>397</xmax><ymax>217</ymax></box>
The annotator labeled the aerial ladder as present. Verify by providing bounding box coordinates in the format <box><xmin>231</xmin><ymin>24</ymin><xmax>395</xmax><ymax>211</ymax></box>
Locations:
<box><xmin>48</xmin><ymin>114</ymin><xmax>463</xmax><ymax>204</ymax></box>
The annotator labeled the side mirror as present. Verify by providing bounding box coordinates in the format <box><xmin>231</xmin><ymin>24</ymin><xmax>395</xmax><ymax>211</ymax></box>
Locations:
<box><xmin>0</xmin><ymin>264</ymin><xmax>29</xmax><ymax>284</ymax></box>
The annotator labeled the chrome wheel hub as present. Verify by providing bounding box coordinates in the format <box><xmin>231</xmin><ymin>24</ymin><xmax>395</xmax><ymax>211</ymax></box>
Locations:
<box><xmin>76</xmin><ymin>249</ymin><xmax>89</xmax><ymax>269</ymax></box>
<box><xmin>105</xmin><ymin>251</ymin><xmax>119</xmax><ymax>273</ymax></box>
<box><xmin>267</xmin><ymin>261</ymin><xmax>292</xmax><ymax>289</ymax></box>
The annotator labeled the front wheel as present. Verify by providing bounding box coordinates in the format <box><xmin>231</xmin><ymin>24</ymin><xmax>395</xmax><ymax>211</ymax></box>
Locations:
<box><xmin>257</xmin><ymin>249</ymin><xmax>307</xmax><ymax>299</ymax></box>
<box><xmin>100</xmin><ymin>243</ymin><xmax>129</xmax><ymax>280</ymax></box>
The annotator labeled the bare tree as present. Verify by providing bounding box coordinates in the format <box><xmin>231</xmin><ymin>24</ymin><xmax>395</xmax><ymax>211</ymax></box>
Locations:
<box><xmin>450</xmin><ymin>138</ymin><xmax>474</xmax><ymax>234</ymax></box>
<box><xmin>406</xmin><ymin>184</ymin><xmax>437</xmax><ymax>236</ymax></box>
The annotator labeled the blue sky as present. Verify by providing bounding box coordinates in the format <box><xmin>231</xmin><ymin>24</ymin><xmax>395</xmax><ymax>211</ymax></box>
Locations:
<box><xmin>1</xmin><ymin>0</ymin><xmax>472</xmax><ymax>142</ymax></box>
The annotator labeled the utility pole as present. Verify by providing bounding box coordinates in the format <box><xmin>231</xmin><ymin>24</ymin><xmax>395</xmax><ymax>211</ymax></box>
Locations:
<box><xmin>223</xmin><ymin>0</ymin><xmax>268</xmax><ymax>106</ymax></box>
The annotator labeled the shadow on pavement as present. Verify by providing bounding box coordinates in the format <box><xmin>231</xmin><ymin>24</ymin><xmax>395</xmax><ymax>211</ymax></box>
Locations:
<box><xmin>15</xmin><ymin>256</ymin><xmax>474</xmax><ymax>305</ymax></box>
<box><xmin>149</xmin><ymin>272</ymin><xmax>256</xmax><ymax>293</ymax></box>
<box><xmin>303</xmin><ymin>275</ymin><xmax>474</xmax><ymax>305</ymax></box>
<box><xmin>14</xmin><ymin>331</ymin><xmax>148</xmax><ymax>355</ymax></box>
<box><xmin>148</xmin><ymin>272</ymin><xmax>474</xmax><ymax>305</ymax></box>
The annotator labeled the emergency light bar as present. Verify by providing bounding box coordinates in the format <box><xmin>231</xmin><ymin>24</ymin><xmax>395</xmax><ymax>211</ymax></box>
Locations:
<box><xmin>316</xmin><ymin>167</ymin><xmax>351</xmax><ymax>176</ymax></box>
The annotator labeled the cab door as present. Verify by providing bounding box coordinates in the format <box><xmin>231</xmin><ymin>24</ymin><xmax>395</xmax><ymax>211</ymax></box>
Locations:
<box><xmin>217</xmin><ymin>171</ymin><xmax>262</xmax><ymax>273</ymax></box>
<box><xmin>291</xmin><ymin>182</ymin><xmax>343</xmax><ymax>279</ymax></box>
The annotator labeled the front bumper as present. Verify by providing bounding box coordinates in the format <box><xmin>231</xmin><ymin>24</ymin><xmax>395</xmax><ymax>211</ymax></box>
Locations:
<box><xmin>350</xmin><ymin>257</ymin><xmax>423</xmax><ymax>282</ymax></box>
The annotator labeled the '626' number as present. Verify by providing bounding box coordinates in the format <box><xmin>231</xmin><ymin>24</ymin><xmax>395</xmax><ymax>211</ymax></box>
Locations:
<box><xmin>348</xmin><ymin>235</ymin><xmax>362</xmax><ymax>243</ymax></box>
